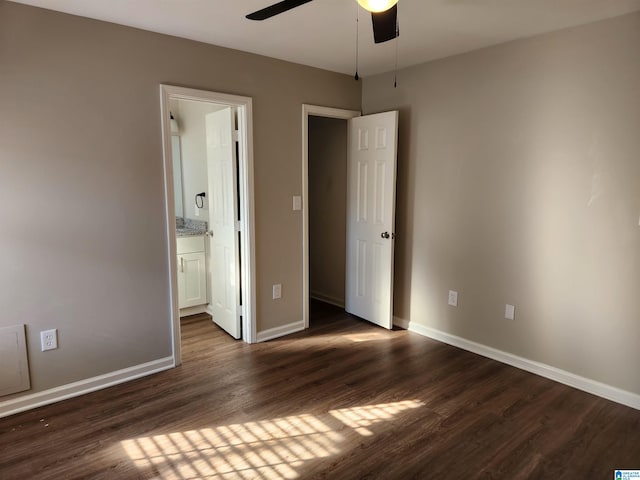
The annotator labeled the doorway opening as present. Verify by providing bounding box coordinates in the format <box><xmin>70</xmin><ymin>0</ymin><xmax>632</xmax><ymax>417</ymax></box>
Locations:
<box><xmin>308</xmin><ymin>116</ymin><xmax>348</xmax><ymax>307</ymax></box>
<box><xmin>302</xmin><ymin>105</ymin><xmax>400</xmax><ymax>331</ymax></box>
<box><xmin>302</xmin><ymin>105</ymin><xmax>360</xmax><ymax>328</ymax></box>
<box><xmin>161</xmin><ymin>85</ymin><xmax>256</xmax><ymax>366</ymax></box>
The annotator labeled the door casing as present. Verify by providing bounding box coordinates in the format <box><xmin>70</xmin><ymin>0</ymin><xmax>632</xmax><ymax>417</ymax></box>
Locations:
<box><xmin>161</xmin><ymin>85</ymin><xmax>256</xmax><ymax>366</ymax></box>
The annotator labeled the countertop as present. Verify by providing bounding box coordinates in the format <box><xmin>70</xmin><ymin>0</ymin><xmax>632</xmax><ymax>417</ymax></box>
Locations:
<box><xmin>176</xmin><ymin>217</ymin><xmax>207</xmax><ymax>238</ymax></box>
<box><xmin>177</xmin><ymin>227</ymin><xmax>206</xmax><ymax>237</ymax></box>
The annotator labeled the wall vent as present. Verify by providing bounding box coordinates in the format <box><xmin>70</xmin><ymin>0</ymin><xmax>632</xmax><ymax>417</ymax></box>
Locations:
<box><xmin>0</xmin><ymin>325</ymin><xmax>30</xmax><ymax>397</ymax></box>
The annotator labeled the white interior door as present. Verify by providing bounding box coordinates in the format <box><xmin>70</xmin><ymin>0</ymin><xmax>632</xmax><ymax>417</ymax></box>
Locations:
<box><xmin>206</xmin><ymin>108</ymin><xmax>241</xmax><ymax>339</ymax></box>
<box><xmin>345</xmin><ymin>111</ymin><xmax>399</xmax><ymax>329</ymax></box>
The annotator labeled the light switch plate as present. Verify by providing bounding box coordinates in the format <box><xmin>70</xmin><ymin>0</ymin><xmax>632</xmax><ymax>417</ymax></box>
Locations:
<box><xmin>292</xmin><ymin>196</ymin><xmax>302</xmax><ymax>211</ymax></box>
<box><xmin>272</xmin><ymin>284</ymin><xmax>282</xmax><ymax>300</ymax></box>
<box><xmin>505</xmin><ymin>304</ymin><xmax>515</xmax><ymax>320</ymax></box>
<box><xmin>448</xmin><ymin>290</ymin><xmax>458</xmax><ymax>307</ymax></box>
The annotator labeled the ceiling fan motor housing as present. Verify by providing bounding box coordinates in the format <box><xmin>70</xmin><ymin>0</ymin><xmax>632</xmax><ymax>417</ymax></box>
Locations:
<box><xmin>246</xmin><ymin>0</ymin><xmax>399</xmax><ymax>44</ymax></box>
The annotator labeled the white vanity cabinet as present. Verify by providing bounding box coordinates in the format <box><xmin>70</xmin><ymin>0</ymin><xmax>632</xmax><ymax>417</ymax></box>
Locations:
<box><xmin>176</xmin><ymin>235</ymin><xmax>207</xmax><ymax>309</ymax></box>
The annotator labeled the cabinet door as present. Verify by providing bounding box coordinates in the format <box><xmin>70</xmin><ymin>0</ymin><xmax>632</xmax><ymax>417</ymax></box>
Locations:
<box><xmin>177</xmin><ymin>252</ymin><xmax>207</xmax><ymax>309</ymax></box>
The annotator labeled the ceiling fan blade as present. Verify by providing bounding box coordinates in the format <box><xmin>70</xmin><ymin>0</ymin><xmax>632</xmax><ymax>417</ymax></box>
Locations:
<box><xmin>371</xmin><ymin>4</ymin><xmax>399</xmax><ymax>44</ymax></box>
<box><xmin>246</xmin><ymin>0</ymin><xmax>313</xmax><ymax>21</ymax></box>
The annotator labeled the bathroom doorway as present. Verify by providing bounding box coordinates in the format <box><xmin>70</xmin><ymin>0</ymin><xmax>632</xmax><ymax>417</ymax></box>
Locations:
<box><xmin>160</xmin><ymin>85</ymin><xmax>256</xmax><ymax>366</ymax></box>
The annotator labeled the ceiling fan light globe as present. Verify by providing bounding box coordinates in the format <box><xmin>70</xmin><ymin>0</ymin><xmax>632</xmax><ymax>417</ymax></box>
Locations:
<box><xmin>356</xmin><ymin>0</ymin><xmax>399</xmax><ymax>13</ymax></box>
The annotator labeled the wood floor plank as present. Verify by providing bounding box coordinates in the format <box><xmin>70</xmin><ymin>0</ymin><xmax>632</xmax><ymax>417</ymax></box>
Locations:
<box><xmin>1</xmin><ymin>301</ymin><xmax>639</xmax><ymax>479</ymax></box>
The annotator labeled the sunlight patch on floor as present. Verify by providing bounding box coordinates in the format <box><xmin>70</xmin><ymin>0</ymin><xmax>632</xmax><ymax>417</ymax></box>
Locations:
<box><xmin>343</xmin><ymin>331</ymin><xmax>390</xmax><ymax>343</ymax></box>
<box><xmin>329</xmin><ymin>400</ymin><xmax>422</xmax><ymax>436</ymax></box>
<box><xmin>121</xmin><ymin>400</ymin><xmax>424</xmax><ymax>479</ymax></box>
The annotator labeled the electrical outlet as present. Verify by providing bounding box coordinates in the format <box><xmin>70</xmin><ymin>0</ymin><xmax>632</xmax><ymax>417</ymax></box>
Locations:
<box><xmin>40</xmin><ymin>329</ymin><xmax>58</xmax><ymax>352</ymax></box>
<box><xmin>272</xmin><ymin>284</ymin><xmax>282</xmax><ymax>300</ymax></box>
<box><xmin>505</xmin><ymin>304</ymin><xmax>516</xmax><ymax>320</ymax></box>
<box><xmin>448</xmin><ymin>290</ymin><xmax>458</xmax><ymax>307</ymax></box>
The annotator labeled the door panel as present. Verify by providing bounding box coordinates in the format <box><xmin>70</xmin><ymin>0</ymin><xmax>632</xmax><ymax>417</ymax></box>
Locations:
<box><xmin>345</xmin><ymin>111</ymin><xmax>398</xmax><ymax>329</ymax></box>
<box><xmin>356</xmin><ymin>161</ymin><xmax>368</xmax><ymax>222</ymax></box>
<box><xmin>206</xmin><ymin>108</ymin><xmax>241</xmax><ymax>339</ymax></box>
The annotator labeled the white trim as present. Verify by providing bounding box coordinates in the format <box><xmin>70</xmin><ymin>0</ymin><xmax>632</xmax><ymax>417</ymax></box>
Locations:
<box><xmin>256</xmin><ymin>320</ymin><xmax>305</xmax><ymax>343</ymax></box>
<box><xmin>394</xmin><ymin>317</ymin><xmax>640</xmax><ymax>411</ymax></box>
<box><xmin>0</xmin><ymin>357</ymin><xmax>174</xmax><ymax>419</ymax></box>
<box><xmin>179</xmin><ymin>305</ymin><xmax>208</xmax><ymax>317</ymax></box>
<box><xmin>310</xmin><ymin>291</ymin><xmax>345</xmax><ymax>309</ymax></box>
<box><xmin>238</xmin><ymin>99</ymin><xmax>257</xmax><ymax>344</ymax></box>
<box><xmin>302</xmin><ymin>104</ymin><xmax>360</xmax><ymax>330</ymax></box>
<box><xmin>160</xmin><ymin>87</ymin><xmax>181</xmax><ymax>364</ymax></box>
<box><xmin>160</xmin><ymin>86</ymin><xmax>257</xmax><ymax>366</ymax></box>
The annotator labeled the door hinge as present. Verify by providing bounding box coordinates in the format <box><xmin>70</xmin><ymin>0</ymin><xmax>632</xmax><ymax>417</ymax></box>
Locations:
<box><xmin>238</xmin><ymin>304</ymin><xmax>245</xmax><ymax>316</ymax></box>
<box><xmin>235</xmin><ymin>220</ymin><xmax>242</xmax><ymax>232</ymax></box>
<box><xmin>232</xmin><ymin>130</ymin><xmax>239</xmax><ymax>141</ymax></box>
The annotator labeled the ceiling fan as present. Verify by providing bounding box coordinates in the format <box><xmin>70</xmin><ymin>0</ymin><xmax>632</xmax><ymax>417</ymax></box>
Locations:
<box><xmin>246</xmin><ymin>0</ymin><xmax>399</xmax><ymax>44</ymax></box>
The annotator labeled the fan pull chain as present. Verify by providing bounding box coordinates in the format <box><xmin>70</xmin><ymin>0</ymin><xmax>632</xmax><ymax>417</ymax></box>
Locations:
<box><xmin>394</xmin><ymin>15</ymin><xmax>399</xmax><ymax>87</ymax></box>
<box><xmin>355</xmin><ymin>5</ymin><xmax>360</xmax><ymax>81</ymax></box>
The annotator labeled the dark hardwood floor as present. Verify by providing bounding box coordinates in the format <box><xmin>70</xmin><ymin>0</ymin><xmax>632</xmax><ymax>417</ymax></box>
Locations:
<box><xmin>1</xmin><ymin>300</ymin><xmax>639</xmax><ymax>479</ymax></box>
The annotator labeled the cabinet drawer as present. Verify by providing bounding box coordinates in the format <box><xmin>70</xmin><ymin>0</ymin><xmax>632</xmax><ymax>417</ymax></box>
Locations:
<box><xmin>176</xmin><ymin>235</ymin><xmax>205</xmax><ymax>254</ymax></box>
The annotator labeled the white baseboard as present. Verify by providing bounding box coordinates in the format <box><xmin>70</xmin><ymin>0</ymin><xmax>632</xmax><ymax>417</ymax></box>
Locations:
<box><xmin>0</xmin><ymin>356</ymin><xmax>174</xmax><ymax>419</ymax></box>
<box><xmin>310</xmin><ymin>291</ymin><xmax>345</xmax><ymax>309</ymax></box>
<box><xmin>257</xmin><ymin>320</ymin><xmax>305</xmax><ymax>343</ymax></box>
<box><xmin>394</xmin><ymin>317</ymin><xmax>640</xmax><ymax>411</ymax></box>
<box><xmin>180</xmin><ymin>304</ymin><xmax>208</xmax><ymax>317</ymax></box>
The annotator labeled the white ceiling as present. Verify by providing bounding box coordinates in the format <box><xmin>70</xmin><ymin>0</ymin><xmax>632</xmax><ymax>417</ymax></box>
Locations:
<box><xmin>10</xmin><ymin>0</ymin><xmax>640</xmax><ymax>76</ymax></box>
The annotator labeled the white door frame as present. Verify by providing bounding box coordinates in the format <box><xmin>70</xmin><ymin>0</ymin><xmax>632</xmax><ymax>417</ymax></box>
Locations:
<box><xmin>160</xmin><ymin>85</ymin><xmax>257</xmax><ymax>366</ymax></box>
<box><xmin>302</xmin><ymin>104</ymin><xmax>361</xmax><ymax>329</ymax></box>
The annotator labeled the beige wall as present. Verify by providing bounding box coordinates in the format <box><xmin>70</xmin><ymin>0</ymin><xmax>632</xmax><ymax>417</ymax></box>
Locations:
<box><xmin>363</xmin><ymin>12</ymin><xmax>640</xmax><ymax>395</ymax></box>
<box><xmin>308</xmin><ymin>116</ymin><xmax>347</xmax><ymax>306</ymax></box>
<box><xmin>0</xmin><ymin>0</ymin><xmax>360</xmax><ymax>399</ymax></box>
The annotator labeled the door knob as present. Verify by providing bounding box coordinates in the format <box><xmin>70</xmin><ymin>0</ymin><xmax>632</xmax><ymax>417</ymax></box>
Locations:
<box><xmin>381</xmin><ymin>231</ymin><xmax>390</xmax><ymax>239</ymax></box>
